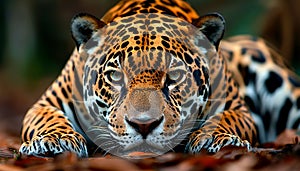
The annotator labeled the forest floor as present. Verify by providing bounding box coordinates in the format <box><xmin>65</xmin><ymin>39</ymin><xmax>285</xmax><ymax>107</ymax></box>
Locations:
<box><xmin>0</xmin><ymin>129</ymin><xmax>300</xmax><ymax>171</ymax></box>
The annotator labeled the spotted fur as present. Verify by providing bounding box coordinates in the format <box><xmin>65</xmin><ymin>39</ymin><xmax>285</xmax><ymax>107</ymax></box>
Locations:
<box><xmin>221</xmin><ymin>36</ymin><xmax>300</xmax><ymax>142</ymax></box>
<box><xmin>19</xmin><ymin>0</ymin><xmax>300</xmax><ymax>157</ymax></box>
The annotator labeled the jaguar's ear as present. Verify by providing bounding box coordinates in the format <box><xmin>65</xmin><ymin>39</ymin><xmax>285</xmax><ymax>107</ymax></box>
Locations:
<box><xmin>192</xmin><ymin>13</ymin><xmax>225</xmax><ymax>49</ymax></box>
<box><xmin>71</xmin><ymin>13</ymin><xmax>106</xmax><ymax>48</ymax></box>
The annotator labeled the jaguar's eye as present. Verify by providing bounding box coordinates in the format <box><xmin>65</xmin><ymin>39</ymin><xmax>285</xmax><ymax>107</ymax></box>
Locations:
<box><xmin>167</xmin><ymin>70</ymin><xmax>184</xmax><ymax>83</ymax></box>
<box><xmin>106</xmin><ymin>70</ymin><xmax>124</xmax><ymax>84</ymax></box>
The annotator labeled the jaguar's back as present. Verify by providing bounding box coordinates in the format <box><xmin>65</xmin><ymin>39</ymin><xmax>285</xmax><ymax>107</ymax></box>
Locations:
<box><xmin>221</xmin><ymin>36</ymin><xmax>300</xmax><ymax>142</ymax></box>
<box><xmin>19</xmin><ymin>0</ymin><xmax>300</xmax><ymax>158</ymax></box>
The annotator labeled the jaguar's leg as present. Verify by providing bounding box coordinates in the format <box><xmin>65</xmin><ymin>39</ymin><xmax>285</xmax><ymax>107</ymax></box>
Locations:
<box><xmin>19</xmin><ymin>103</ymin><xmax>88</xmax><ymax>157</ymax></box>
<box><xmin>186</xmin><ymin>108</ymin><xmax>257</xmax><ymax>153</ymax></box>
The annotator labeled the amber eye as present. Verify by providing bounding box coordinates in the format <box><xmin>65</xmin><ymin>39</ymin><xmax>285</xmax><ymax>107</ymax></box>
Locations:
<box><xmin>106</xmin><ymin>70</ymin><xmax>124</xmax><ymax>84</ymax></box>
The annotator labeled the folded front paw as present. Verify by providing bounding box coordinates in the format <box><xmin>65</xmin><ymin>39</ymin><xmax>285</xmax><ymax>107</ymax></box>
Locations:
<box><xmin>186</xmin><ymin>132</ymin><xmax>251</xmax><ymax>153</ymax></box>
<box><xmin>19</xmin><ymin>132</ymin><xmax>88</xmax><ymax>158</ymax></box>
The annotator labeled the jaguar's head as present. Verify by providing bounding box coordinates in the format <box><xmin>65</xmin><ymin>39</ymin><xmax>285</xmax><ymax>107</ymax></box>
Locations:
<box><xmin>71</xmin><ymin>12</ymin><xmax>225</xmax><ymax>156</ymax></box>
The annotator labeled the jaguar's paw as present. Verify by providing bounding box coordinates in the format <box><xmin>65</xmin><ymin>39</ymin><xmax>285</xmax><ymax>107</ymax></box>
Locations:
<box><xmin>19</xmin><ymin>132</ymin><xmax>88</xmax><ymax>158</ymax></box>
<box><xmin>186</xmin><ymin>132</ymin><xmax>251</xmax><ymax>153</ymax></box>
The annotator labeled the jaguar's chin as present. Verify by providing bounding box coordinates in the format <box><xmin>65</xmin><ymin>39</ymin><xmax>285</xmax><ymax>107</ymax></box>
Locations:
<box><xmin>120</xmin><ymin>141</ymin><xmax>166</xmax><ymax>158</ymax></box>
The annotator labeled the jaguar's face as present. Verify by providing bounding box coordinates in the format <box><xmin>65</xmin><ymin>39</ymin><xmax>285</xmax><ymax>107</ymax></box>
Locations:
<box><xmin>71</xmin><ymin>13</ymin><xmax>224</xmax><ymax>156</ymax></box>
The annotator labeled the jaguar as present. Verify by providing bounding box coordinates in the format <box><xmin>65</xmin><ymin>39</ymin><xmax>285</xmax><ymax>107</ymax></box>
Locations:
<box><xmin>19</xmin><ymin>0</ymin><xmax>300</xmax><ymax>158</ymax></box>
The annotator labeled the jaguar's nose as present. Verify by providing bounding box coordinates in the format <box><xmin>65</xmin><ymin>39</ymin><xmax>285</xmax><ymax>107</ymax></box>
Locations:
<box><xmin>126</xmin><ymin>117</ymin><xmax>163</xmax><ymax>139</ymax></box>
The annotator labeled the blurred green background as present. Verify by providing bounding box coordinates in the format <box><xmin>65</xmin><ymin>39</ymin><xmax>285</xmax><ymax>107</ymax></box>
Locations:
<box><xmin>0</xmin><ymin>0</ymin><xmax>299</xmax><ymax>135</ymax></box>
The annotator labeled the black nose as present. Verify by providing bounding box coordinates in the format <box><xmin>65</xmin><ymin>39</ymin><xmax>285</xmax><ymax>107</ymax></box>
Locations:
<box><xmin>126</xmin><ymin>117</ymin><xmax>163</xmax><ymax>139</ymax></box>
